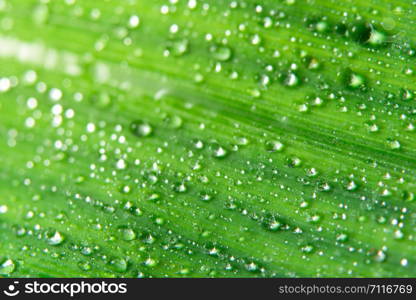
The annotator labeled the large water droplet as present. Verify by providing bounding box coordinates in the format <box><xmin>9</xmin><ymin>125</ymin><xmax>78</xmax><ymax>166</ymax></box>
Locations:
<box><xmin>0</xmin><ymin>259</ymin><xmax>15</xmax><ymax>275</ymax></box>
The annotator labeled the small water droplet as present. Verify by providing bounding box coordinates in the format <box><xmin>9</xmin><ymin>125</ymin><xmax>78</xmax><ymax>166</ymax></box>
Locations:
<box><xmin>387</xmin><ymin>139</ymin><xmax>401</xmax><ymax>150</ymax></box>
<box><xmin>110</xmin><ymin>258</ymin><xmax>128</xmax><ymax>272</ymax></box>
<box><xmin>301</xmin><ymin>245</ymin><xmax>314</xmax><ymax>254</ymax></box>
<box><xmin>210</xmin><ymin>45</ymin><xmax>232</xmax><ymax>61</ymax></box>
<box><xmin>336</xmin><ymin>233</ymin><xmax>349</xmax><ymax>242</ymax></box>
<box><xmin>211</xmin><ymin>143</ymin><xmax>228</xmax><ymax>158</ymax></box>
<box><xmin>120</xmin><ymin>228</ymin><xmax>136</xmax><ymax>241</ymax></box>
<box><xmin>346</xmin><ymin>72</ymin><xmax>365</xmax><ymax>89</ymax></box>
<box><xmin>128</xmin><ymin>15</ymin><xmax>140</xmax><ymax>28</ymax></box>
<box><xmin>400</xmin><ymin>258</ymin><xmax>408</xmax><ymax>267</ymax></box>
<box><xmin>44</xmin><ymin>229</ymin><xmax>65</xmax><ymax>246</ymax></box>
<box><xmin>245</xmin><ymin>262</ymin><xmax>259</xmax><ymax>272</ymax></box>
<box><xmin>144</xmin><ymin>257</ymin><xmax>158</xmax><ymax>267</ymax></box>
<box><xmin>116</xmin><ymin>159</ymin><xmax>127</xmax><ymax>170</ymax></box>
<box><xmin>130</xmin><ymin>121</ymin><xmax>153</xmax><ymax>137</ymax></box>
<box><xmin>374</xmin><ymin>250</ymin><xmax>387</xmax><ymax>262</ymax></box>
<box><xmin>283</xmin><ymin>72</ymin><xmax>299</xmax><ymax>87</ymax></box>
<box><xmin>265</xmin><ymin>140</ymin><xmax>284</xmax><ymax>152</ymax></box>
<box><xmin>167</xmin><ymin>39</ymin><xmax>189</xmax><ymax>57</ymax></box>
<box><xmin>78</xmin><ymin>261</ymin><xmax>92</xmax><ymax>271</ymax></box>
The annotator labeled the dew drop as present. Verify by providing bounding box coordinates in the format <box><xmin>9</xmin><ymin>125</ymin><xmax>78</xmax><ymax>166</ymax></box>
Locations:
<box><xmin>144</xmin><ymin>258</ymin><xmax>158</xmax><ymax>267</ymax></box>
<box><xmin>78</xmin><ymin>261</ymin><xmax>92</xmax><ymax>271</ymax></box>
<box><xmin>374</xmin><ymin>250</ymin><xmax>387</xmax><ymax>262</ymax></box>
<box><xmin>346</xmin><ymin>181</ymin><xmax>358</xmax><ymax>191</ymax></box>
<box><xmin>336</xmin><ymin>233</ymin><xmax>349</xmax><ymax>242</ymax></box>
<box><xmin>0</xmin><ymin>259</ymin><xmax>15</xmax><ymax>275</ymax></box>
<box><xmin>45</xmin><ymin>229</ymin><xmax>65</xmax><ymax>246</ymax></box>
<box><xmin>400</xmin><ymin>258</ymin><xmax>408</xmax><ymax>267</ymax></box>
<box><xmin>116</xmin><ymin>159</ymin><xmax>127</xmax><ymax>170</ymax></box>
<box><xmin>211</xmin><ymin>143</ymin><xmax>228</xmax><ymax>158</ymax></box>
<box><xmin>167</xmin><ymin>39</ymin><xmax>189</xmax><ymax>57</ymax></box>
<box><xmin>128</xmin><ymin>15</ymin><xmax>140</xmax><ymax>28</ymax></box>
<box><xmin>110</xmin><ymin>258</ymin><xmax>128</xmax><ymax>272</ymax></box>
<box><xmin>387</xmin><ymin>139</ymin><xmax>401</xmax><ymax>150</ymax></box>
<box><xmin>301</xmin><ymin>245</ymin><xmax>314</xmax><ymax>254</ymax></box>
<box><xmin>367</xmin><ymin>29</ymin><xmax>386</xmax><ymax>46</ymax></box>
<box><xmin>200</xmin><ymin>192</ymin><xmax>213</xmax><ymax>201</ymax></box>
<box><xmin>120</xmin><ymin>228</ymin><xmax>136</xmax><ymax>241</ymax></box>
<box><xmin>0</xmin><ymin>205</ymin><xmax>8</xmax><ymax>214</ymax></box>
<box><xmin>245</xmin><ymin>262</ymin><xmax>259</xmax><ymax>272</ymax></box>
<box><xmin>130</xmin><ymin>121</ymin><xmax>153</xmax><ymax>137</ymax></box>
<box><xmin>265</xmin><ymin>140</ymin><xmax>284</xmax><ymax>152</ymax></box>
<box><xmin>346</xmin><ymin>72</ymin><xmax>365</xmax><ymax>89</ymax></box>
<box><xmin>49</xmin><ymin>88</ymin><xmax>63</xmax><ymax>101</ymax></box>
<box><xmin>210</xmin><ymin>45</ymin><xmax>232</xmax><ymax>61</ymax></box>
<box><xmin>287</xmin><ymin>157</ymin><xmax>301</xmax><ymax>167</ymax></box>
<box><xmin>283</xmin><ymin>72</ymin><xmax>299</xmax><ymax>87</ymax></box>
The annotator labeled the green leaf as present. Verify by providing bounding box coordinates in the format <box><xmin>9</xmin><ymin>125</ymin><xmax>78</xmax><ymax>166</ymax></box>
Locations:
<box><xmin>0</xmin><ymin>0</ymin><xmax>415</xmax><ymax>277</ymax></box>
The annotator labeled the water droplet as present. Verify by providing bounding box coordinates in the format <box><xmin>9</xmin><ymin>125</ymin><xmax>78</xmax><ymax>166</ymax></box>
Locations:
<box><xmin>210</xmin><ymin>45</ymin><xmax>232</xmax><ymax>61</ymax></box>
<box><xmin>77</xmin><ymin>245</ymin><xmax>91</xmax><ymax>256</ymax></box>
<box><xmin>367</xmin><ymin>29</ymin><xmax>386</xmax><ymax>46</ymax></box>
<box><xmin>315</xmin><ymin>21</ymin><xmax>329</xmax><ymax>33</ymax></box>
<box><xmin>211</xmin><ymin>143</ymin><xmax>228</xmax><ymax>158</ymax></box>
<box><xmin>130</xmin><ymin>121</ymin><xmax>152</xmax><ymax>137</ymax></box>
<box><xmin>346</xmin><ymin>181</ymin><xmax>358</xmax><ymax>191</ymax></box>
<box><xmin>402</xmin><ymin>191</ymin><xmax>414</xmax><ymax>202</ymax></box>
<box><xmin>374</xmin><ymin>250</ymin><xmax>387</xmax><ymax>262</ymax></box>
<box><xmin>346</xmin><ymin>71</ymin><xmax>365</xmax><ymax>89</ymax></box>
<box><xmin>394</xmin><ymin>230</ymin><xmax>404</xmax><ymax>240</ymax></box>
<box><xmin>265</xmin><ymin>140</ymin><xmax>284</xmax><ymax>152</ymax></box>
<box><xmin>193</xmin><ymin>139</ymin><xmax>204</xmax><ymax>149</ymax></box>
<box><xmin>49</xmin><ymin>88</ymin><xmax>63</xmax><ymax>101</ymax></box>
<box><xmin>86</xmin><ymin>122</ymin><xmax>96</xmax><ymax>133</ymax></box>
<box><xmin>287</xmin><ymin>157</ymin><xmax>301</xmax><ymax>167</ymax></box>
<box><xmin>110</xmin><ymin>258</ymin><xmax>128</xmax><ymax>273</ymax></box>
<box><xmin>245</xmin><ymin>262</ymin><xmax>259</xmax><ymax>272</ymax></box>
<box><xmin>78</xmin><ymin>261</ymin><xmax>92</xmax><ymax>271</ymax></box>
<box><xmin>167</xmin><ymin>39</ymin><xmax>189</xmax><ymax>57</ymax></box>
<box><xmin>164</xmin><ymin>115</ymin><xmax>183</xmax><ymax>129</ymax></box>
<box><xmin>387</xmin><ymin>139</ymin><xmax>401</xmax><ymax>150</ymax></box>
<box><xmin>401</xmin><ymin>89</ymin><xmax>414</xmax><ymax>101</ymax></box>
<box><xmin>400</xmin><ymin>258</ymin><xmax>408</xmax><ymax>267</ymax></box>
<box><xmin>0</xmin><ymin>259</ymin><xmax>15</xmax><ymax>275</ymax></box>
<box><xmin>0</xmin><ymin>205</ymin><xmax>8</xmax><ymax>214</ymax></box>
<box><xmin>116</xmin><ymin>159</ymin><xmax>127</xmax><ymax>170</ymax></box>
<box><xmin>262</xmin><ymin>215</ymin><xmax>283</xmax><ymax>231</ymax></box>
<box><xmin>283</xmin><ymin>72</ymin><xmax>299</xmax><ymax>87</ymax></box>
<box><xmin>144</xmin><ymin>257</ymin><xmax>158</xmax><ymax>267</ymax></box>
<box><xmin>301</xmin><ymin>245</ymin><xmax>314</xmax><ymax>254</ymax></box>
<box><xmin>120</xmin><ymin>228</ymin><xmax>136</xmax><ymax>241</ymax></box>
<box><xmin>174</xmin><ymin>182</ymin><xmax>187</xmax><ymax>193</ymax></box>
<box><xmin>336</xmin><ymin>233</ymin><xmax>349</xmax><ymax>242</ymax></box>
<box><xmin>250</xmin><ymin>34</ymin><xmax>262</xmax><ymax>45</ymax></box>
<box><xmin>44</xmin><ymin>229</ymin><xmax>65</xmax><ymax>246</ymax></box>
<box><xmin>128</xmin><ymin>15</ymin><xmax>140</xmax><ymax>28</ymax></box>
<box><xmin>199</xmin><ymin>191</ymin><xmax>213</xmax><ymax>201</ymax></box>
<box><xmin>305</xmin><ymin>56</ymin><xmax>321</xmax><ymax>70</ymax></box>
